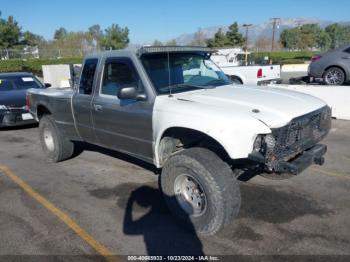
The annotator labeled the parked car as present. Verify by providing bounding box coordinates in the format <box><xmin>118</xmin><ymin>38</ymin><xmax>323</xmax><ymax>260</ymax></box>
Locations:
<box><xmin>308</xmin><ymin>45</ymin><xmax>350</xmax><ymax>85</ymax></box>
<box><xmin>0</xmin><ymin>72</ymin><xmax>48</xmax><ymax>127</ymax></box>
<box><xmin>27</xmin><ymin>46</ymin><xmax>331</xmax><ymax>235</ymax></box>
<box><xmin>211</xmin><ymin>48</ymin><xmax>281</xmax><ymax>85</ymax></box>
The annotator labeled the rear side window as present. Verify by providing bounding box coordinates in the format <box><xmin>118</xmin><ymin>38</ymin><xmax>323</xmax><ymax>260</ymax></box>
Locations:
<box><xmin>79</xmin><ymin>58</ymin><xmax>98</xmax><ymax>95</ymax></box>
<box><xmin>101</xmin><ymin>58</ymin><xmax>141</xmax><ymax>97</ymax></box>
<box><xmin>344</xmin><ymin>47</ymin><xmax>350</xmax><ymax>54</ymax></box>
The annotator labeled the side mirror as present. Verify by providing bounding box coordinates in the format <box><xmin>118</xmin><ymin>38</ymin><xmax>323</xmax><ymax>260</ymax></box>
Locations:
<box><xmin>44</xmin><ymin>83</ymin><xmax>51</xmax><ymax>88</ymax></box>
<box><xmin>117</xmin><ymin>86</ymin><xmax>146</xmax><ymax>101</ymax></box>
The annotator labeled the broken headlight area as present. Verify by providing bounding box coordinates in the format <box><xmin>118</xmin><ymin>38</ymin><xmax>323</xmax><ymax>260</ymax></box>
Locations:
<box><xmin>249</xmin><ymin>106</ymin><xmax>331</xmax><ymax>174</ymax></box>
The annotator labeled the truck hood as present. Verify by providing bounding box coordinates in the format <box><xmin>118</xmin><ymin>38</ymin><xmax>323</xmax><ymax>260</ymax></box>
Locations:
<box><xmin>174</xmin><ymin>85</ymin><xmax>327</xmax><ymax>128</ymax></box>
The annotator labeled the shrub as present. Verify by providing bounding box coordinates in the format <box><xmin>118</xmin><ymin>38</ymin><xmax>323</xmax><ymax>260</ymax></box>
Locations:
<box><xmin>0</xmin><ymin>57</ymin><xmax>83</xmax><ymax>76</ymax></box>
<box><xmin>251</xmin><ymin>51</ymin><xmax>318</xmax><ymax>65</ymax></box>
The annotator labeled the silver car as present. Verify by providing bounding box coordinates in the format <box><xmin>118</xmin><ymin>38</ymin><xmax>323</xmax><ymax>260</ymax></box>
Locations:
<box><xmin>308</xmin><ymin>45</ymin><xmax>350</xmax><ymax>85</ymax></box>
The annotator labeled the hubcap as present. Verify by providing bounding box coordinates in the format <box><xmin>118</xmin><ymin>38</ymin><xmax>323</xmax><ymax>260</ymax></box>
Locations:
<box><xmin>43</xmin><ymin>128</ymin><xmax>55</xmax><ymax>151</ymax></box>
<box><xmin>325</xmin><ymin>69</ymin><xmax>343</xmax><ymax>85</ymax></box>
<box><xmin>174</xmin><ymin>174</ymin><xmax>207</xmax><ymax>216</ymax></box>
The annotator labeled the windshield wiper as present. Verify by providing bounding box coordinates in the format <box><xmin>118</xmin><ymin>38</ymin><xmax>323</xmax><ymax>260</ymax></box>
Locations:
<box><xmin>168</xmin><ymin>83</ymin><xmax>216</xmax><ymax>90</ymax></box>
<box><xmin>204</xmin><ymin>79</ymin><xmax>229</xmax><ymax>86</ymax></box>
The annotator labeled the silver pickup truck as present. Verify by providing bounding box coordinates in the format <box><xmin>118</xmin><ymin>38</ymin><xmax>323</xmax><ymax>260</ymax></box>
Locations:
<box><xmin>27</xmin><ymin>46</ymin><xmax>331</xmax><ymax>235</ymax></box>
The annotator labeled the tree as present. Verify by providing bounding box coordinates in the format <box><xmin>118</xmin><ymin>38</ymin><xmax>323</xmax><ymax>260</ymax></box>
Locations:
<box><xmin>280</xmin><ymin>23</ymin><xmax>350</xmax><ymax>51</ymax></box>
<box><xmin>54</xmin><ymin>27</ymin><xmax>67</xmax><ymax>41</ymax></box>
<box><xmin>325</xmin><ymin>23</ymin><xmax>350</xmax><ymax>49</ymax></box>
<box><xmin>280</xmin><ymin>27</ymin><xmax>300</xmax><ymax>49</ymax></box>
<box><xmin>88</xmin><ymin>24</ymin><xmax>103</xmax><ymax>40</ymax></box>
<box><xmin>254</xmin><ymin>36</ymin><xmax>272</xmax><ymax>51</ymax></box>
<box><xmin>0</xmin><ymin>15</ymin><xmax>21</xmax><ymax>48</ymax></box>
<box><xmin>225</xmin><ymin>22</ymin><xmax>245</xmax><ymax>46</ymax></box>
<box><xmin>100</xmin><ymin>24</ymin><xmax>129</xmax><ymax>50</ymax></box>
<box><xmin>207</xmin><ymin>28</ymin><xmax>227</xmax><ymax>47</ymax></box>
<box><xmin>152</xmin><ymin>39</ymin><xmax>163</xmax><ymax>46</ymax></box>
<box><xmin>88</xmin><ymin>24</ymin><xmax>103</xmax><ymax>49</ymax></box>
<box><xmin>166</xmin><ymin>39</ymin><xmax>177</xmax><ymax>46</ymax></box>
<box><xmin>21</xmin><ymin>31</ymin><xmax>45</xmax><ymax>46</ymax></box>
<box><xmin>191</xmin><ymin>28</ymin><xmax>207</xmax><ymax>46</ymax></box>
<box><xmin>317</xmin><ymin>31</ymin><xmax>331</xmax><ymax>50</ymax></box>
<box><xmin>280</xmin><ymin>24</ymin><xmax>323</xmax><ymax>50</ymax></box>
<box><xmin>298</xmin><ymin>24</ymin><xmax>322</xmax><ymax>50</ymax></box>
<box><xmin>207</xmin><ymin>22</ymin><xmax>245</xmax><ymax>48</ymax></box>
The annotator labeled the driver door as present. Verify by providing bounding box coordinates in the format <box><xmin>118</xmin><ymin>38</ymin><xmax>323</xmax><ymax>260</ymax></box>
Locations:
<box><xmin>91</xmin><ymin>57</ymin><xmax>154</xmax><ymax>162</ymax></box>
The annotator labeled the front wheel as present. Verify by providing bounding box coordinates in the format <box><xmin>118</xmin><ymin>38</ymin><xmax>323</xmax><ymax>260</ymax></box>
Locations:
<box><xmin>160</xmin><ymin>147</ymin><xmax>241</xmax><ymax>235</ymax></box>
<box><xmin>39</xmin><ymin>115</ymin><xmax>74</xmax><ymax>162</ymax></box>
<box><xmin>323</xmin><ymin>67</ymin><xmax>345</xmax><ymax>85</ymax></box>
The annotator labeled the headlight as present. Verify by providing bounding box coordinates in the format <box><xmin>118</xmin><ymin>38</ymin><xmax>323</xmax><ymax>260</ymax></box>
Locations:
<box><xmin>0</xmin><ymin>105</ymin><xmax>8</xmax><ymax>110</ymax></box>
<box><xmin>265</xmin><ymin>134</ymin><xmax>276</xmax><ymax>149</ymax></box>
<box><xmin>253</xmin><ymin>135</ymin><xmax>264</xmax><ymax>152</ymax></box>
<box><xmin>253</xmin><ymin>134</ymin><xmax>276</xmax><ymax>154</ymax></box>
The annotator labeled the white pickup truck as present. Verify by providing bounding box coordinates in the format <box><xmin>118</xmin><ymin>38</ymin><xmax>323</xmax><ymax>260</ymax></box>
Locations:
<box><xmin>211</xmin><ymin>48</ymin><xmax>281</xmax><ymax>85</ymax></box>
<box><xmin>27</xmin><ymin>46</ymin><xmax>330</xmax><ymax>235</ymax></box>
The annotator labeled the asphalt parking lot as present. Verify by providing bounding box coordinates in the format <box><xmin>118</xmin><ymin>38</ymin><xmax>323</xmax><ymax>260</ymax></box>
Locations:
<box><xmin>0</xmin><ymin>120</ymin><xmax>350</xmax><ymax>260</ymax></box>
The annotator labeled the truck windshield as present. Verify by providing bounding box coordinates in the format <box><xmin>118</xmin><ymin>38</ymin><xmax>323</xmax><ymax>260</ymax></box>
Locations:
<box><xmin>0</xmin><ymin>76</ymin><xmax>44</xmax><ymax>92</ymax></box>
<box><xmin>141</xmin><ymin>53</ymin><xmax>231</xmax><ymax>95</ymax></box>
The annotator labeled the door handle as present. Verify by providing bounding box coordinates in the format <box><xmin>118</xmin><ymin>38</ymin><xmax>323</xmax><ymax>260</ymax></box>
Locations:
<box><xmin>342</xmin><ymin>56</ymin><xmax>350</xmax><ymax>59</ymax></box>
<box><xmin>93</xmin><ymin>104</ymin><xmax>103</xmax><ymax>112</ymax></box>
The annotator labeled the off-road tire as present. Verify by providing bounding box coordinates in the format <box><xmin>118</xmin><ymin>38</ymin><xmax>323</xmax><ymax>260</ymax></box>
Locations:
<box><xmin>160</xmin><ymin>147</ymin><xmax>241</xmax><ymax>235</ymax></box>
<box><xmin>39</xmin><ymin>115</ymin><xmax>74</xmax><ymax>162</ymax></box>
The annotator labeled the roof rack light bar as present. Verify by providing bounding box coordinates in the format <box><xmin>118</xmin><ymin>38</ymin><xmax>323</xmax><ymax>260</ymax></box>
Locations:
<box><xmin>138</xmin><ymin>46</ymin><xmax>216</xmax><ymax>56</ymax></box>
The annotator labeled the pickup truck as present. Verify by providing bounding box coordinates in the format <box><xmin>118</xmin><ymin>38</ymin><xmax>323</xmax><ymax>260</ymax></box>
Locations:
<box><xmin>27</xmin><ymin>46</ymin><xmax>331</xmax><ymax>235</ymax></box>
<box><xmin>211</xmin><ymin>48</ymin><xmax>281</xmax><ymax>85</ymax></box>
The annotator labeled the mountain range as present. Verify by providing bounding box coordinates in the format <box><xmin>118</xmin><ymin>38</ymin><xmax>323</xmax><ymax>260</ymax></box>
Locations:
<box><xmin>173</xmin><ymin>18</ymin><xmax>348</xmax><ymax>45</ymax></box>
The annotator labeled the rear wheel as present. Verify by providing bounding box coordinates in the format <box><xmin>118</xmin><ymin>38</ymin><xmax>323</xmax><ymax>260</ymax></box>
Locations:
<box><xmin>39</xmin><ymin>115</ymin><xmax>74</xmax><ymax>162</ymax></box>
<box><xmin>323</xmin><ymin>67</ymin><xmax>345</xmax><ymax>85</ymax></box>
<box><xmin>160</xmin><ymin>147</ymin><xmax>241</xmax><ymax>235</ymax></box>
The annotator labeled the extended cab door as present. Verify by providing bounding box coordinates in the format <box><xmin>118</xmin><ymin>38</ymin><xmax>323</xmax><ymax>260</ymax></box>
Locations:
<box><xmin>91</xmin><ymin>57</ymin><xmax>154</xmax><ymax>162</ymax></box>
<box><xmin>72</xmin><ymin>58</ymin><xmax>98</xmax><ymax>143</ymax></box>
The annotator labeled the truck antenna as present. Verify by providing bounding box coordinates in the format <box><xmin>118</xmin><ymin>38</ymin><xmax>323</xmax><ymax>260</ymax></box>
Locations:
<box><xmin>167</xmin><ymin>51</ymin><xmax>173</xmax><ymax>97</ymax></box>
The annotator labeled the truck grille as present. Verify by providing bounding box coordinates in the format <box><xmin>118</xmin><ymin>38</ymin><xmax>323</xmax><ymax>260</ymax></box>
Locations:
<box><xmin>266</xmin><ymin>106</ymin><xmax>331</xmax><ymax>170</ymax></box>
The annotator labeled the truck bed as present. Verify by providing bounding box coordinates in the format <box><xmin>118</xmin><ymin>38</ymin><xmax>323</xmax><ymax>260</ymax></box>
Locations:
<box><xmin>27</xmin><ymin>88</ymin><xmax>79</xmax><ymax>139</ymax></box>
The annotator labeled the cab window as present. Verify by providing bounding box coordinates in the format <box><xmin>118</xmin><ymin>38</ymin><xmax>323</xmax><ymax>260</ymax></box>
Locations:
<box><xmin>79</xmin><ymin>58</ymin><xmax>98</xmax><ymax>95</ymax></box>
<box><xmin>101</xmin><ymin>58</ymin><xmax>141</xmax><ymax>97</ymax></box>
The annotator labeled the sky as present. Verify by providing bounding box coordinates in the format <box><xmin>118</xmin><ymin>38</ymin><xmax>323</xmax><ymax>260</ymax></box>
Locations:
<box><xmin>1</xmin><ymin>0</ymin><xmax>349</xmax><ymax>44</ymax></box>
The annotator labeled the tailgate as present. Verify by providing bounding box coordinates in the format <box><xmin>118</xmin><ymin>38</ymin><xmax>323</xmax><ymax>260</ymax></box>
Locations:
<box><xmin>262</xmin><ymin>65</ymin><xmax>281</xmax><ymax>80</ymax></box>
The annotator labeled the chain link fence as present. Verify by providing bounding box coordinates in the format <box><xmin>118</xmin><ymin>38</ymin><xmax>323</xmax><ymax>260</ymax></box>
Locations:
<box><xmin>0</xmin><ymin>48</ymin><xmax>100</xmax><ymax>60</ymax></box>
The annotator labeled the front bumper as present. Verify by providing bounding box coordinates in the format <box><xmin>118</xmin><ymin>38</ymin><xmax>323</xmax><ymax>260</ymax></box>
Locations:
<box><xmin>0</xmin><ymin>110</ymin><xmax>37</xmax><ymax>127</ymax></box>
<box><xmin>249</xmin><ymin>143</ymin><xmax>327</xmax><ymax>175</ymax></box>
<box><xmin>273</xmin><ymin>144</ymin><xmax>327</xmax><ymax>175</ymax></box>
